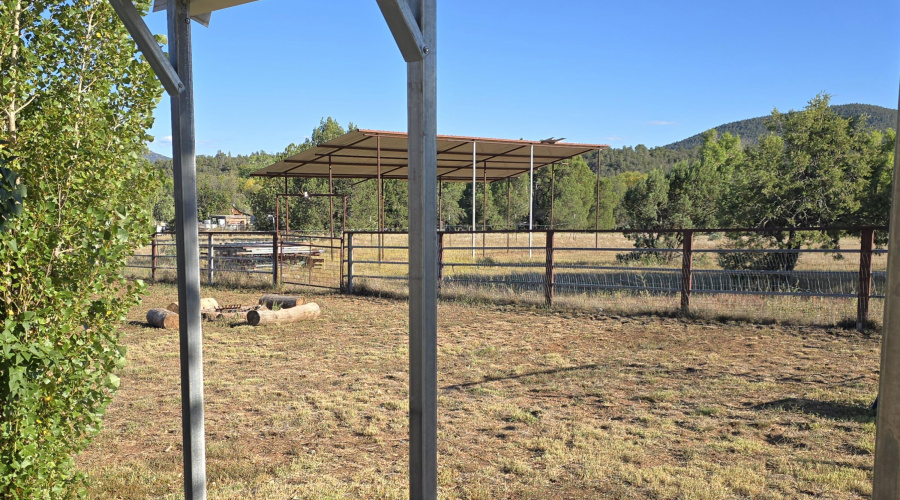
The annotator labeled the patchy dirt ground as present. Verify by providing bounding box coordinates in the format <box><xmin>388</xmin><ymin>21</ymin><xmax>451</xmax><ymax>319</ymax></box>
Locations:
<box><xmin>77</xmin><ymin>283</ymin><xmax>880</xmax><ymax>499</ymax></box>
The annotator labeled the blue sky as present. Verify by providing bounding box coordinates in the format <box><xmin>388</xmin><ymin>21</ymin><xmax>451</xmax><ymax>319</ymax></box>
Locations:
<box><xmin>144</xmin><ymin>0</ymin><xmax>900</xmax><ymax>156</ymax></box>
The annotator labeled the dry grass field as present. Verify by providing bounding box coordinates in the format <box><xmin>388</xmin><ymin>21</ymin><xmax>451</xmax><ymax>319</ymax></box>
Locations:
<box><xmin>76</xmin><ymin>282</ymin><xmax>880</xmax><ymax>499</ymax></box>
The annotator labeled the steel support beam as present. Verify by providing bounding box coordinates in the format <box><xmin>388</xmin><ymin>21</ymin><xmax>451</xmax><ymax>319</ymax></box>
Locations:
<box><xmin>109</xmin><ymin>0</ymin><xmax>184</xmax><ymax>96</ymax></box>
<box><xmin>376</xmin><ymin>0</ymin><xmax>428</xmax><ymax>62</ymax></box>
<box><xmin>388</xmin><ymin>0</ymin><xmax>438</xmax><ymax>498</ymax></box>
<box><xmin>873</xmin><ymin>79</ymin><xmax>900</xmax><ymax>499</ymax></box>
<box><xmin>167</xmin><ymin>0</ymin><xmax>206</xmax><ymax>498</ymax></box>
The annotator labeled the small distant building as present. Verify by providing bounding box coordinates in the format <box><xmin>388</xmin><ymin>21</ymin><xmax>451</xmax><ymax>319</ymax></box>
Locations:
<box><xmin>210</xmin><ymin>205</ymin><xmax>253</xmax><ymax>229</ymax></box>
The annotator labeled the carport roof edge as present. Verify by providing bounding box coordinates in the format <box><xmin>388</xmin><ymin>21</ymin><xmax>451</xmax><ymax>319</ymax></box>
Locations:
<box><xmin>249</xmin><ymin>129</ymin><xmax>610</xmax><ymax>182</ymax></box>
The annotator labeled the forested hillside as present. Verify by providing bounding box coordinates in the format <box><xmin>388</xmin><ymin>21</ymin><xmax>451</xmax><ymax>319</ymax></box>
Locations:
<box><xmin>664</xmin><ymin>103</ymin><xmax>897</xmax><ymax>150</ymax></box>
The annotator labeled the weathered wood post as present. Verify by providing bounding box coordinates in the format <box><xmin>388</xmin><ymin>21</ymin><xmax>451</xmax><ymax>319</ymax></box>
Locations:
<box><xmin>873</xmin><ymin>81</ymin><xmax>900</xmax><ymax>497</ymax></box>
<box><xmin>206</xmin><ymin>232</ymin><xmax>214</xmax><ymax>286</ymax></box>
<box><xmin>151</xmin><ymin>231</ymin><xmax>158</xmax><ymax>281</ymax></box>
<box><xmin>858</xmin><ymin>227</ymin><xmax>875</xmax><ymax>332</ymax></box>
<box><xmin>681</xmin><ymin>230</ymin><xmax>694</xmax><ymax>314</ymax></box>
<box><xmin>272</xmin><ymin>231</ymin><xmax>279</xmax><ymax>286</ymax></box>
<box><xmin>545</xmin><ymin>230</ymin><xmax>555</xmax><ymax>306</ymax></box>
<box><xmin>346</xmin><ymin>232</ymin><xmax>354</xmax><ymax>294</ymax></box>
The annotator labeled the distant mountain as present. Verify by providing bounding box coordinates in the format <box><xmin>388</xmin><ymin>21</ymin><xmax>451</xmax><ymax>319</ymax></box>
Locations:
<box><xmin>663</xmin><ymin>103</ymin><xmax>898</xmax><ymax>150</ymax></box>
<box><xmin>145</xmin><ymin>150</ymin><xmax>170</xmax><ymax>162</ymax></box>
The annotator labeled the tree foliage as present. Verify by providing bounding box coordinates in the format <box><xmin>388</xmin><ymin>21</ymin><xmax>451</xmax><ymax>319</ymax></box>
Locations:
<box><xmin>0</xmin><ymin>0</ymin><xmax>162</xmax><ymax>496</ymax></box>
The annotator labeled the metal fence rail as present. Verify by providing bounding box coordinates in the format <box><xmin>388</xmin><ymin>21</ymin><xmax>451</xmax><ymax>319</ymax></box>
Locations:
<box><xmin>126</xmin><ymin>227</ymin><xmax>889</xmax><ymax>330</ymax></box>
<box><xmin>344</xmin><ymin>227</ymin><xmax>888</xmax><ymax>331</ymax></box>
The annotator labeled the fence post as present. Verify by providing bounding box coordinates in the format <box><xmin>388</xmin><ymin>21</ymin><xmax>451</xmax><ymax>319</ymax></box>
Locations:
<box><xmin>207</xmin><ymin>233</ymin><xmax>214</xmax><ymax>286</ymax></box>
<box><xmin>681</xmin><ymin>230</ymin><xmax>693</xmax><ymax>314</ymax></box>
<box><xmin>346</xmin><ymin>232</ymin><xmax>354</xmax><ymax>294</ymax></box>
<box><xmin>438</xmin><ymin>232</ymin><xmax>444</xmax><ymax>290</ymax></box>
<box><xmin>151</xmin><ymin>232</ymin><xmax>158</xmax><ymax>281</ymax></box>
<box><xmin>272</xmin><ymin>231</ymin><xmax>279</xmax><ymax>286</ymax></box>
<box><xmin>858</xmin><ymin>227</ymin><xmax>875</xmax><ymax>332</ymax></box>
<box><xmin>545</xmin><ymin>230</ymin><xmax>555</xmax><ymax>307</ymax></box>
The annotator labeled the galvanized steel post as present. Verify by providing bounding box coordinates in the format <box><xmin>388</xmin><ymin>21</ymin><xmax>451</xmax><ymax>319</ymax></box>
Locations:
<box><xmin>397</xmin><ymin>0</ymin><xmax>438</xmax><ymax>498</ymax></box>
<box><xmin>167</xmin><ymin>0</ymin><xmax>206</xmax><ymax>497</ymax></box>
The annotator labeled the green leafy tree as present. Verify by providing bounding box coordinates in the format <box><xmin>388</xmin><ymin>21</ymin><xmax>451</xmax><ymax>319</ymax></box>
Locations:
<box><xmin>720</xmin><ymin>94</ymin><xmax>873</xmax><ymax>270</ymax></box>
<box><xmin>0</xmin><ymin>0</ymin><xmax>162</xmax><ymax>496</ymax></box>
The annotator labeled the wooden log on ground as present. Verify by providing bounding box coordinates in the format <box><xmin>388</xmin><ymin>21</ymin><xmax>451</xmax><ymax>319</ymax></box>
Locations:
<box><xmin>247</xmin><ymin>302</ymin><xmax>320</xmax><ymax>326</ymax></box>
<box><xmin>258</xmin><ymin>294</ymin><xmax>304</xmax><ymax>310</ymax></box>
<box><xmin>202</xmin><ymin>310</ymin><xmax>251</xmax><ymax>321</ymax></box>
<box><xmin>147</xmin><ymin>308</ymin><xmax>179</xmax><ymax>329</ymax></box>
<box><xmin>167</xmin><ymin>297</ymin><xmax>220</xmax><ymax>313</ymax></box>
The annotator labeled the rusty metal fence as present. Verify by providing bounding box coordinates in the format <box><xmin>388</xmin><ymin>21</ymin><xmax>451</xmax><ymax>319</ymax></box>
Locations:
<box><xmin>126</xmin><ymin>227</ymin><xmax>890</xmax><ymax>329</ymax></box>
<box><xmin>126</xmin><ymin>230</ymin><xmax>344</xmax><ymax>290</ymax></box>
<box><xmin>345</xmin><ymin>227</ymin><xmax>888</xmax><ymax>330</ymax></box>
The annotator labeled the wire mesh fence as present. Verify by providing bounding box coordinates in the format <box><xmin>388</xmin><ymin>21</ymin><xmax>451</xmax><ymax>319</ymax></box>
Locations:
<box><xmin>125</xmin><ymin>227</ymin><xmax>888</xmax><ymax>329</ymax></box>
<box><xmin>345</xmin><ymin>227</ymin><xmax>888</xmax><ymax>330</ymax></box>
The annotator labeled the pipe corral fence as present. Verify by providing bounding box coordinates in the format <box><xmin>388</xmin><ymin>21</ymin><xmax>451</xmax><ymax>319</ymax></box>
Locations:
<box><xmin>126</xmin><ymin>226</ymin><xmax>888</xmax><ymax>331</ymax></box>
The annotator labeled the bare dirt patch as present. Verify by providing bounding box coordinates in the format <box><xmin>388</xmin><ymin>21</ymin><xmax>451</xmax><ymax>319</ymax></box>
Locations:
<box><xmin>78</xmin><ymin>283</ymin><xmax>880</xmax><ymax>499</ymax></box>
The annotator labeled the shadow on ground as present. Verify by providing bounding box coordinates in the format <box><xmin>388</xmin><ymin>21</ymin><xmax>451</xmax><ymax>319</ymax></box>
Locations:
<box><xmin>441</xmin><ymin>364</ymin><xmax>599</xmax><ymax>391</ymax></box>
<box><xmin>751</xmin><ymin>398</ymin><xmax>874</xmax><ymax>420</ymax></box>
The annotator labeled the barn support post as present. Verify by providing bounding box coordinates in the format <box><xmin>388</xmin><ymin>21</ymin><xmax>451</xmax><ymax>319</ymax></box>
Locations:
<box><xmin>550</xmin><ymin>163</ymin><xmax>555</xmax><ymax>229</ymax></box>
<box><xmin>873</xmin><ymin>79</ymin><xmax>900</xmax><ymax>497</ymax></box>
<box><xmin>528</xmin><ymin>144</ymin><xmax>534</xmax><ymax>258</ymax></box>
<box><xmin>482</xmin><ymin>161</ymin><xmax>487</xmax><ymax>257</ymax></box>
<box><xmin>471</xmin><ymin>141</ymin><xmax>476</xmax><ymax>258</ymax></box>
<box><xmin>545</xmin><ymin>230</ymin><xmax>554</xmax><ymax>306</ymax></box>
<box><xmin>680</xmin><ymin>230</ymin><xmax>693</xmax><ymax>314</ymax></box>
<box><xmin>284</xmin><ymin>177</ymin><xmax>290</xmax><ymax>235</ymax></box>
<box><xmin>506</xmin><ymin>178</ymin><xmax>511</xmax><ymax>254</ymax></box>
<box><xmin>595</xmin><ymin>149</ymin><xmax>601</xmax><ymax>248</ymax></box>
<box><xmin>329</xmin><ymin>156</ymin><xmax>335</xmax><ymax>261</ymax></box>
<box><xmin>167</xmin><ymin>0</ymin><xmax>206</xmax><ymax>497</ymax></box>
<box><xmin>340</xmin><ymin>196</ymin><xmax>347</xmax><ymax>289</ymax></box>
<box><xmin>377</xmin><ymin>136</ymin><xmax>384</xmax><ymax>262</ymax></box>
<box><xmin>438</xmin><ymin>179</ymin><xmax>443</xmax><ymax>230</ymax></box>
<box><xmin>858</xmin><ymin>228</ymin><xmax>875</xmax><ymax>332</ymax></box>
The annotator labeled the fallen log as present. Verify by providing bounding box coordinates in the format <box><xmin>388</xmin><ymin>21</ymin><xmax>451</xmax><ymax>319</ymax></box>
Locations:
<box><xmin>247</xmin><ymin>302</ymin><xmax>320</xmax><ymax>326</ymax></box>
<box><xmin>258</xmin><ymin>294</ymin><xmax>304</xmax><ymax>310</ymax></box>
<box><xmin>167</xmin><ymin>297</ymin><xmax>220</xmax><ymax>313</ymax></box>
<box><xmin>147</xmin><ymin>308</ymin><xmax>179</xmax><ymax>329</ymax></box>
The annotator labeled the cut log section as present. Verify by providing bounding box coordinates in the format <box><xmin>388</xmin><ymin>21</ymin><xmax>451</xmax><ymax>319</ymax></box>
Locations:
<box><xmin>202</xmin><ymin>308</ymin><xmax>254</xmax><ymax>321</ymax></box>
<box><xmin>147</xmin><ymin>308</ymin><xmax>179</xmax><ymax>329</ymax></box>
<box><xmin>258</xmin><ymin>294</ymin><xmax>304</xmax><ymax>310</ymax></box>
<box><xmin>247</xmin><ymin>302</ymin><xmax>320</xmax><ymax>326</ymax></box>
<box><xmin>167</xmin><ymin>297</ymin><xmax>220</xmax><ymax>313</ymax></box>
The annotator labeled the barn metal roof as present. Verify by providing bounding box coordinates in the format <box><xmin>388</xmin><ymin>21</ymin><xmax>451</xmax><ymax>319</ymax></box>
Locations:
<box><xmin>249</xmin><ymin>129</ymin><xmax>609</xmax><ymax>182</ymax></box>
